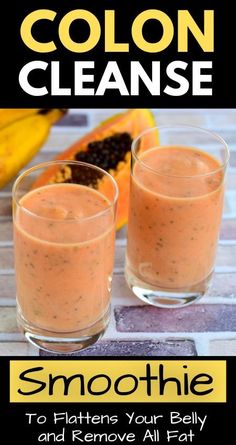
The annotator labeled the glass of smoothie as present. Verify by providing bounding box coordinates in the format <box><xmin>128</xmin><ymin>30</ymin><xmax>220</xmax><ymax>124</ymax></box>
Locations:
<box><xmin>13</xmin><ymin>161</ymin><xmax>118</xmax><ymax>353</ymax></box>
<box><xmin>125</xmin><ymin>125</ymin><xmax>229</xmax><ymax>308</ymax></box>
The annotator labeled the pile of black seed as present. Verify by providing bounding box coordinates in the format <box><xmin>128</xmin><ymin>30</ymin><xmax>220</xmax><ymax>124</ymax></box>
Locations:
<box><xmin>65</xmin><ymin>132</ymin><xmax>132</xmax><ymax>187</ymax></box>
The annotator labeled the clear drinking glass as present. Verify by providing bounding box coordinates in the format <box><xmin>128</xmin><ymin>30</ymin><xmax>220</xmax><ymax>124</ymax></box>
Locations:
<box><xmin>13</xmin><ymin>161</ymin><xmax>118</xmax><ymax>353</ymax></box>
<box><xmin>125</xmin><ymin>125</ymin><xmax>229</xmax><ymax>308</ymax></box>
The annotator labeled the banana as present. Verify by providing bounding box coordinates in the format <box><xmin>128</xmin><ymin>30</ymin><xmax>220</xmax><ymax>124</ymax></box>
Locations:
<box><xmin>39</xmin><ymin>108</ymin><xmax>67</xmax><ymax>126</ymax></box>
<box><xmin>0</xmin><ymin>109</ymin><xmax>66</xmax><ymax>189</ymax></box>
<box><xmin>0</xmin><ymin>109</ymin><xmax>41</xmax><ymax>129</ymax></box>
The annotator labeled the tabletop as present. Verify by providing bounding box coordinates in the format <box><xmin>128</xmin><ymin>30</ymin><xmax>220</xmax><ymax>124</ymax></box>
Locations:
<box><xmin>0</xmin><ymin>108</ymin><xmax>235</xmax><ymax>356</ymax></box>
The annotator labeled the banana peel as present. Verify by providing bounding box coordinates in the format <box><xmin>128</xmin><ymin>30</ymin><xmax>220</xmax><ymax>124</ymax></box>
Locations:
<box><xmin>39</xmin><ymin>108</ymin><xmax>67</xmax><ymax>126</ymax></box>
<box><xmin>0</xmin><ymin>109</ymin><xmax>66</xmax><ymax>189</ymax></box>
<box><xmin>0</xmin><ymin>108</ymin><xmax>67</xmax><ymax>130</ymax></box>
<box><xmin>0</xmin><ymin>109</ymin><xmax>41</xmax><ymax>130</ymax></box>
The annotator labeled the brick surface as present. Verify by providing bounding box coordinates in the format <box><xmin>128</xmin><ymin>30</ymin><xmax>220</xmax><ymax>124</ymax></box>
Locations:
<box><xmin>43</xmin><ymin>131</ymin><xmax>85</xmax><ymax>152</ymax></box>
<box><xmin>216</xmin><ymin>245</ymin><xmax>236</xmax><ymax>268</ymax></box>
<box><xmin>0</xmin><ymin>197</ymin><xmax>11</xmax><ymax>217</ymax></box>
<box><xmin>226</xmin><ymin>171</ymin><xmax>236</xmax><ymax>189</ymax></box>
<box><xmin>0</xmin><ymin>342</ymin><xmax>36</xmax><ymax>355</ymax></box>
<box><xmin>27</xmin><ymin>151</ymin><xmax>59</xmax><ymax>169</ymax></box>
<box><xmin>209</xmin><ymin>273</ymin><xmax>236</xmax><ymax>297</ymax></box>
<box><xmin>0</xmin><ymin>247</ymin><xmax>14</xmax><ymax>269</ymax></box>
<box><xmin>92</xmin><ymin>110</ymin><xmax>124</xmax><ymax>126</ymax></box>
<box><xmin>0</xmin><ymin>221</ymin><xmax>13</xmax><ymax>242</ymax></box>
<box><xmin>166</xmin><ymin>131</ymin><xmax>236</xmax><ymax>146</ymax></box>
<box><xmin>40</xmin><ymin>339</ymin><xmax>197</xmax><ymax>357</ymax></box>
<box><xmin>229</xmin><ymin>152</ymin><xmax>236</xmax><ymax>167</ymax></box>
<box><xmin>115</xmin><ymin>304</ymin><xmax>236</xmax><ymax>333</ymax></box>
<box><xmin>1</xmin><ymin>181</ymin><xmax>14</xmax><ymax>192</ymax></box>
<box><xmin>206</xmin><ymin>111</ymin><xmax>236</xmax><ymax>127</ymax></box>
<box><xmin>0</xmin><ymin>276</ymin><xmax>16</xmax><ymax>299</ymax></box>
<box><xmin>55</xmin><ymin>113</ymin><xmax>88</xmax><ymax>127</ymax></box>
<box><xmin>217</xmin><ymin>131</ymin><xmax>236</xmax><ymax>144</ymax></box>
<box><xmin>223</xmin><ymin>197</ymin><xmax>232</xmax><ymax>215</ymax></box>
<box><xmin>112</xmin><ymin>274</ymin><xmax>136</xmax><ymax>300</ymax></box>
<box><xmin>153</xmin><ymin>113</ymin><xmax>205</xmax><ymax>126</ymax></box>
<box><xmin>220</xmin><ymin>220</ymin><xmax>236</xmax><ymax>240</ymax></box>
<box><xmin>0</xmin><ymin>110</ymin><xmax>236</xmax><ymax>357</ymax></box>
<box><xmin>226</xmin><ymin>191</ymin><xmax>236</xmax><ymax>213</ymax></box>
<box><xmin>209</xmin><ymin>340</ymin><xmax>236</xmax><ymax>355</ymax></box>
<box><xmin>0</xmin><ymin>307</ymin><xmax>18</xmax><ymax>333</ymax></box>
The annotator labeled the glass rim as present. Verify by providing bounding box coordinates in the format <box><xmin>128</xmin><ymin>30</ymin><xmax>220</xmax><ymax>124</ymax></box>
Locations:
<box><xmin>131</xmin><ymin>124</ymin><xmax>230</xmax><ymax>179</ymax></box>
<box><xmin>12</xmin><ymin>160</ymin><xmax>119</xmax><ymax>223</ymax></box>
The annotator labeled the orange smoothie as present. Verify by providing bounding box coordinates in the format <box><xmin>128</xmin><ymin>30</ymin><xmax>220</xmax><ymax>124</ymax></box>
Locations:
<box><xmin>126</xmin><ymin>146</ymin><xmax>224</xmax><ymax>290</ymax></box>
<box><xmin>14</xmin><ymin>183</ymin><xmax>115</xmax><ymax>333</ymax></box>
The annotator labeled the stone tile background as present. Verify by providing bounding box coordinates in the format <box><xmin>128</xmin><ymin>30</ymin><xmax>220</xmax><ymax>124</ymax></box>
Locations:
<box><xmin>0</xmin><ymin>109</ymin><xmax>235</xmax><ymax>356</ymax></box>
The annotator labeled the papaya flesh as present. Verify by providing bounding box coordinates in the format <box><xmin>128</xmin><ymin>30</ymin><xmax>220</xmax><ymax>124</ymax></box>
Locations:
<box><xmin>34</xmin><ymin>109</ymin><xmax>158</xmax><ymax>229</ymax></box>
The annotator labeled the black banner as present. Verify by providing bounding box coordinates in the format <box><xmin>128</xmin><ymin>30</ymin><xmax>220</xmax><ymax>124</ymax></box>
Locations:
<box><xmin>0</xmin><ymin>357</ymin><xmax>235</xmax><ymax>444</ymax></box>
<box><xmin>0</xmin><ymin>0</ymin><xmax>234</xmax><ymax>108</ymax></box>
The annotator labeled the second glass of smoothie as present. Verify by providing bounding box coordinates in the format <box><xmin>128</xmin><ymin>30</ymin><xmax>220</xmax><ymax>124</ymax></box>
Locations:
<box><xmin>13</xmin><ymin>161</ymin><xmax>118</xmax><ymax>353</ymax></box>
<box><xmin>125</xmin><ymin>126</ymin><xmax>229</xmax><ymax>307</ymax></box>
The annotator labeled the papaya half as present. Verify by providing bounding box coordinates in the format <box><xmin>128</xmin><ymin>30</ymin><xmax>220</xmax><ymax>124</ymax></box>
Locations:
<box><xmin>34</xmin><ymin>109</ymin><xmax>158</xmax><ymax>229</ymax></box>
